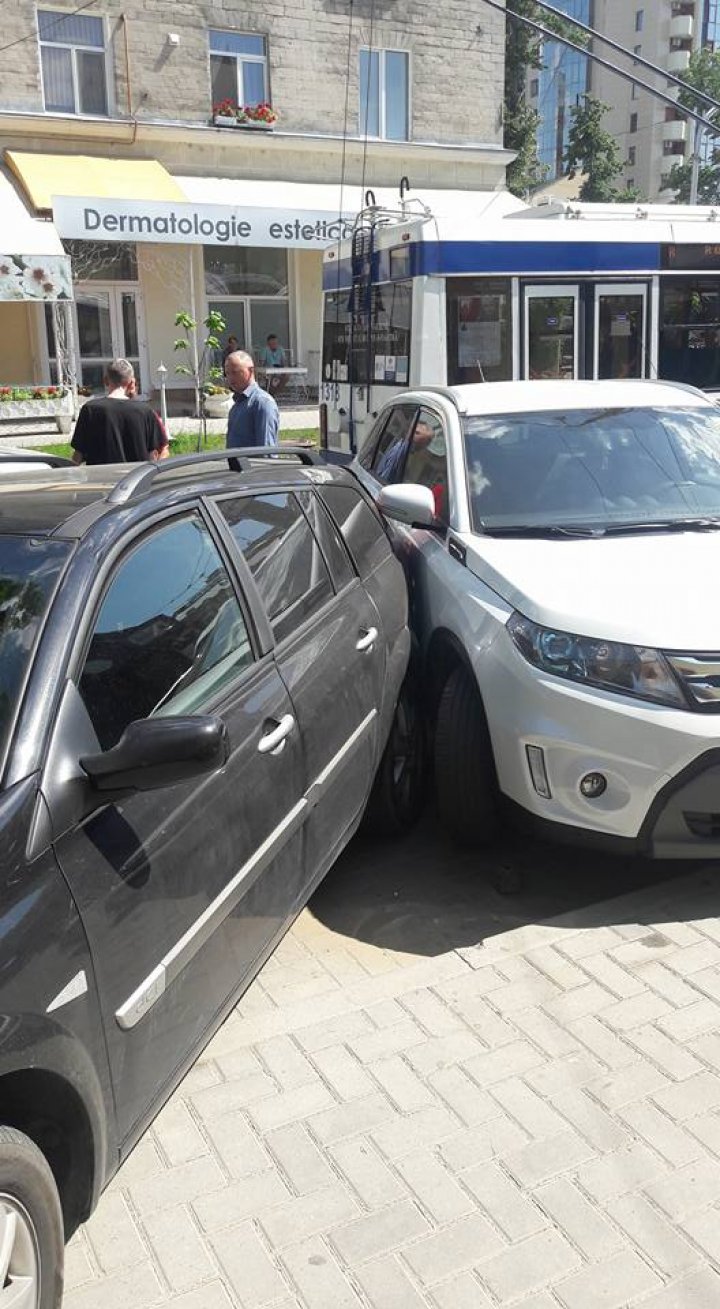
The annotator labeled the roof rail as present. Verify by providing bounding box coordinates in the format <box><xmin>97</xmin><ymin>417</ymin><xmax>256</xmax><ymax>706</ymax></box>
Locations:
<box><xmin>105</xmin><ymin>446</ymin><xmax>319</xmax><ymax>506</ymax></box>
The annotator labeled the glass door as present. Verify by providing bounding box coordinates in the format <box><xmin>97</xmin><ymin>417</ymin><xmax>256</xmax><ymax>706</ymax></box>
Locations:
<box><xmin>524</xmin><ymin>285</ymin><xmax>579</xmax><ymax>380</ymax></box>
<box><xmin>63</xmin><ymin>284</ymin><xmax>147</xmax><ymax>393</ymax></box>
<box><xmin>206</xmin><ymin>300</ymin><xmax>248</xmax><ymax>363</ymax></box>
<box><xmin>75</xmin><ymin>288</ymin><xmax>113</xmax><ymax>392</ymax></box>
<box><xmin>594</xmin><ymin>284</ymin><xmax>647</xmax><ymax>380</ymax></box>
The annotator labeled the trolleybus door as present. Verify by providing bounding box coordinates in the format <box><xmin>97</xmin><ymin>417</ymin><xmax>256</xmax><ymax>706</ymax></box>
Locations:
<box><xmin>523</xmin><ymin>285</ymin><xmax>580</xmax><ymax>381</ymax></box>
<box><xmin>593</xmin><ymin>284</ymin><xmax>647</xmax><ymax>380</ymax></box>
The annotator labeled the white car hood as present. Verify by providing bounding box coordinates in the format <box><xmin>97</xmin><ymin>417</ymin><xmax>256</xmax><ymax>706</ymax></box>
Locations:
<box><xmin>463</xmin><ymin>531</ymin><xmax>720</xmax><ymax>650</ymax></box>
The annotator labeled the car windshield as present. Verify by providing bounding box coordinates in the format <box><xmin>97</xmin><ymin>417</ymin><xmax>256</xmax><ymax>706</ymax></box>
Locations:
<box><xmin>0</xmin><ymin>537</ymin><xmax>70</xmax><ymax>770</ymax></box>
<box><xmin>464</xmin><ymin>406</ymin><xmax>720</xmax><ymax>534</ymax></box>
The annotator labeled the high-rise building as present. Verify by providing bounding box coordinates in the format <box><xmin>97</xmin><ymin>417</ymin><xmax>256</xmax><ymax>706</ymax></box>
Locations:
<box><xmin>530</xmin><ymin>0</ymin><xmax>592</xmax><ymax>183</ymax></box>
<box><xmin>531</xmin><ymin>1</ymin><xmax>720</xmax><ymax>201</ymax></box>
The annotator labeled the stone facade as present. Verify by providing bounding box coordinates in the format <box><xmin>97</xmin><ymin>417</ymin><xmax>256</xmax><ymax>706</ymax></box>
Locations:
<box><xmin>0</xmin><ymin>0</ymin><xmax>508</xmax><ymax>187</ymax></box>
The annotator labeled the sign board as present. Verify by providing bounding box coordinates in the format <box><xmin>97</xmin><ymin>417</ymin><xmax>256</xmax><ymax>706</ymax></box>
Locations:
<box><xmin>52</xmin><ymin>196</ymin><xmax>354</xmax><ymax>249</ymax></box>
<box><xmin>661</xmin><ymin>243</ymin><xmax>720</xmax><ymax>271</ymax></box>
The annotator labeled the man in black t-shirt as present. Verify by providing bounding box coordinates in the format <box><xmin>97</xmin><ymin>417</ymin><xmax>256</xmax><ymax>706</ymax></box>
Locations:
<box><xmin>72</xmin><ymin>359</ymin><xmax>168</xmax><ymax>465</ymax></box>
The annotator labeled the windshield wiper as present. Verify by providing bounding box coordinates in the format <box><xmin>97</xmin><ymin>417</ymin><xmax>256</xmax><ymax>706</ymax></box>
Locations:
<box><xmin>481</xmin><ymin>517</ymin><xmax>720</xmax><ymax>539</ymax></box>
<box><xmin>600</xmin><ymin>517</ymin><xmax>720</xmax><ymax>536</ymax></box>
<box><xmin>480</xmin><ymin>523</ymin><xmax>605</xmax><ymax>539</ymax></box>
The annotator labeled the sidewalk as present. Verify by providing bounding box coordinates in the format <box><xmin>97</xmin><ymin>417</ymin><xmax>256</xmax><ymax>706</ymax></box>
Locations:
<box><xmin>64</xmin><ymin>861</ymin><xmax>720</xmax><ymax>1309</ymax></box>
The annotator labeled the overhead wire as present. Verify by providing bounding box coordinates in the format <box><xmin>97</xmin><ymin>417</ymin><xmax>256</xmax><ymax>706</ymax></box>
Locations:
<box><xmin>359</xmin><ymin>0</ymin><xmax>377</xmax><ymax>205</ymax></box>
<box><xmin>336</xmin><ymin>0</ymin><xmax>354</xmax><ymax>248</ymax></box>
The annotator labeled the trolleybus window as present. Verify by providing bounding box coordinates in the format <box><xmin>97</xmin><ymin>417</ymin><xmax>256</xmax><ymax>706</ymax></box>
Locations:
<box><xmin>322</xmin><ymin>281</ymin><xmax>412</xmax><ymax>386</ymax></box>
<box><xmin>659</xmin><ymin>280</ymin><xmax>720</xmax><ymax>391</ymax></box>
<box><xmin>446</xmin><ymin>278</ymin><xmax>512</xmax><ymax>385</ymax></box>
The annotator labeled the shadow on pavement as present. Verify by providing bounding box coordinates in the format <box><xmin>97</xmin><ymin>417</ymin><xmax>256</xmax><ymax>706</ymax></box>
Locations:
<box><xmin>309</xmin><ymin>805</ymin><xmax>720</xmax><ymax>957</ymax></box>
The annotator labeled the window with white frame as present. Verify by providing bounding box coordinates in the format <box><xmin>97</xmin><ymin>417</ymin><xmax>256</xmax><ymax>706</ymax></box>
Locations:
<box><xmin>209</xmin><ymin>31</ymin><xmax>268</xmax><ymax>110</ymax></box>
<box><xmin>359</xmin><ymin>48</ymin><xmax>409</xmax><ymax>141</ymax></box>
<box><xmin>38</xmin><ymin>9</ymin><xmax>108</xmax><ymax>115</ymax></box>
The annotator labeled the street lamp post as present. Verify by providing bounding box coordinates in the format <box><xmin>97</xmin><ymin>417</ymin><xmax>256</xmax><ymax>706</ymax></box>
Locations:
<box><xmin>157</xmin><ymin>362</ymin><xmax>169</xmax><ymax>431</ymax></box>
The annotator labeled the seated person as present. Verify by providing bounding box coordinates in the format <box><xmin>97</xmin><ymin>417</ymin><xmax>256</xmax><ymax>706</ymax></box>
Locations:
<box><xmin>259</xmin><ymin>334</ymin><xmax>287</xmax><ymax>396</ymax></box>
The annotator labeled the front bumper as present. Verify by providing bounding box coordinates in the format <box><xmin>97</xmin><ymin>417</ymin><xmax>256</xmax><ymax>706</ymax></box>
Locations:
<box><xmin>480</xmin><ymin>630</ymin><xmax>720</xmax><ymax>857</ymax></box>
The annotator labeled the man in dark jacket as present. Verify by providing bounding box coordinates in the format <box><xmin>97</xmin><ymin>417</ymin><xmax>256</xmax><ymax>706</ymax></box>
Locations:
<box><xmin>72</xmin><ymin>359</ymin><xmax>168</xmax><ymax>465</ymax></box>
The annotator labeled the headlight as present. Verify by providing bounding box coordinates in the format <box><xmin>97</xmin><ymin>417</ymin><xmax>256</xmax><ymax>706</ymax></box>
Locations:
<box><xmin>507</xmin><ymin>613</ymin><xmax>686</xmax><ymax>708</ymax></box>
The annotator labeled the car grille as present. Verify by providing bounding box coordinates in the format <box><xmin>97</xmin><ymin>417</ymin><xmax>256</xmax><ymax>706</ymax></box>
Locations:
<box><xmin>666</xmin><ymin>654</ymin><xmax>720</xmax><ymax>709</ymax></box>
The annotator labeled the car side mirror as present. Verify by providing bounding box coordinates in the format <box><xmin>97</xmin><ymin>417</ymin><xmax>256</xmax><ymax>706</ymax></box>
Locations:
<box><xmin>80</xmin><ymin>715</ymin><xmax>230</xmax><ymax>794</ymax></box>
<box><xmin>377</xmin><ymin>483</ymin><xmax>437</xmax><ymax>527</ymax></box>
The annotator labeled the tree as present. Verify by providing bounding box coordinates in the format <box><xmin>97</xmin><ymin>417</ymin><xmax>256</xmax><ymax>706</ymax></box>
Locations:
<box><xmin>504</xmin><ymin>1</ymin><xmax>546</xmax><ymax>196</ymax></box>
<box><xmin>565</xmin><ymin>94</ymin><xmax>642</xmax><ymax>202</ymax></box>
<box><xmin>667</xmin><ymin>47</ymin><xmax>720</xmax><ymax>204</ymax></box>
<box><xmin>503</xmin><ymin>1</ymin><xmax>588</xmax><ymax>197</ymax></box>
<box><xmin>174</xmin><ymin>308</ymin><xmax>226</xmax><ymax>450</ymax></box>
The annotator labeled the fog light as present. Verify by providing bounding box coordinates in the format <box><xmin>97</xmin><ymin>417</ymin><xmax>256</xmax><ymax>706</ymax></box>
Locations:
<box><xmin>526</xmin><ymin>744</ymin><xmax>551</xmax><ymax>799</ymax></box>
<box><xmin>580</xmin><ymin>772</ymin><xmax>607</xmax><ymax>799</ymax></box>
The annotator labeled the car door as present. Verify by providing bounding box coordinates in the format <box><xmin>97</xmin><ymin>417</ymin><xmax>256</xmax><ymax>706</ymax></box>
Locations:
<box><xmin>214</xmin><ymin>487</ymin><xmax>381</xmax><ymax>882</ymax></box>
<box><xmin>46</xmin><ymin>509</ymin><xmax>305</xmax><ymax>1148</ymax></box>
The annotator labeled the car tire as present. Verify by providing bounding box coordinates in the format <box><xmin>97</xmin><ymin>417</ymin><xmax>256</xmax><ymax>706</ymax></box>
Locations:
<box><xmin>434</xmin><ymin>665</ymin><xmax>499</xmax><ymax>846</ymax></box>
<box><xmin>0</xmin><ymin>1126</ymin><xmax>64</xmax><ymax>1309</ymax></box>
<box><xmin>363</xmin><ymin>678</ymin><xmax>425</xmax><ymax>837</ymax></box>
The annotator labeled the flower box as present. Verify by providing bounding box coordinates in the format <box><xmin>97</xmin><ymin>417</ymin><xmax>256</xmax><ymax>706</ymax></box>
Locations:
<box><xmin>0</xmin><ymin>386</ymin><xmax>74</xmax><ymax>433</ymax></box>
<box><xmin>213</xmin><ymin>114</ymin><xmax>238</xmax><ymax>127</ymax></box>
<box><xmin>239</xmin><ymin>120</ymin><xmax>274</xmax><ymax>131</ymax></box>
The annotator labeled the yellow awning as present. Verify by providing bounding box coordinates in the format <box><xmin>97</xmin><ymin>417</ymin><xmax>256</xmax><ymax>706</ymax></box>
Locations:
<box><xmin>5</xmin><ymin>152</ymin><xmax>185</xmax><ymax>213</ymax></box>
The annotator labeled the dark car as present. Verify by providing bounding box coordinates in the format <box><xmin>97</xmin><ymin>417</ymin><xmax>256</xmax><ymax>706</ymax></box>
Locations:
<box><xmin>0</xmin><ymin>448</ymin><xmax>418</xmax><ymax>1307</ymax></box>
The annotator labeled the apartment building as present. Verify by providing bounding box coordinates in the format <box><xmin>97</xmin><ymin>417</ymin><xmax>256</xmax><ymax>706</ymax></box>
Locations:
<box><xmin>592</xmin><ymin>0</ymin><xmax>717</xmax><ymax>200</ymax></box>
<box><xmin>0</xmin><ymin>1</ymin><xmax>510</xmax><ymax>400</ymax></box>
<box><xmin>531</xmin><ymin>1</ymin><xmax>720</xmax><ymax>201</ymax></box>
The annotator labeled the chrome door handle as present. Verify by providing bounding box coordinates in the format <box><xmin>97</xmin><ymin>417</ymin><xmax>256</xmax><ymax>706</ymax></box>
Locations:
<box><xmin>356</xmin><ymin>626</ymin><xmax>378</xmax><ymax>652</ymax></box>
<box><xmin>258</xmin><ymin>714</ymin><xmax>295</xmax><ymax>754</ymax></box>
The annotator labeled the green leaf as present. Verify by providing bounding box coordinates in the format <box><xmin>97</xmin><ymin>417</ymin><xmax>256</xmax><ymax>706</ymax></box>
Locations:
<box><xmin>173</xmin><ymin>338</ymin><xmax>189</xmax><ymax>351</ymax></box>
<box><xmin>174</xmin><ymin>364</ymin><xmax>192</xmax><ymax>376</ymax></box>
<box><xmin>174</xmin><ymin>311</ymin><xmax>196</xmax><ymax>330</ymax></box>
<box><xmin>205</xmin><ymin>335</ymin><xmax>221</xmax><ymax>350</ymax></box>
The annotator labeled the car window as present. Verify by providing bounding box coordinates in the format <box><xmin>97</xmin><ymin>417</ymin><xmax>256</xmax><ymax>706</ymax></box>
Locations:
<box><xmin>79</xmin><ymin>515</ymin><xmax>253</xmax><ymax>751</ymax></box>
<box><xmin>319</xmin><ymin>485</ymin><xmax>392</xmax><ymax>579</ymax></box>
<box><xmin>364</xmin><ymin>406</ymin><xmax>418</xmax><ymax>483</ymax></box>
<box><xmin>357</xmin><ymin>412</ymin><xmax>390</xmax><ymax>471</ymax></box>
<box><xmin>0</xmin><ymin>536</ymin><xmax>71</xmax><ymax>772</ymax></box>
<box><xmin>299</xmin><ymin>489</ymin><xmax>355</xmax><ymax>590</ymax></box>
<box><xmin>218</xmin><ymin>492</ymin><xmax>333</xmax><ymax>642</ymax></box>
<box><xmin>403</xmin><ymin>409</ymin><xmax>449</xmax><ymax>521</ymax></box>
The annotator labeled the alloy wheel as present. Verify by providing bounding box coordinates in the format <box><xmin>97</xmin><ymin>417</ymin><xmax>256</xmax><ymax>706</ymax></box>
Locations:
<box><xmin>389</xmin><ymin>691</ymin><xmax>422</xmax><ymax>818</ymax></box>
<box><xmin>0</xmin><ymin>1195</ymin><xmax>39</xmax><ymax>1309</ymax></box>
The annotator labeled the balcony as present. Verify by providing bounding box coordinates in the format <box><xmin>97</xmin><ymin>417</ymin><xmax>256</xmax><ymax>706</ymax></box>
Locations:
<box><xmin>667</xmin><ymin>48</ymin><xmax>691</xmax><ymax>72</ymax></box>
<box><xmin>663</xmin><ymin>119</ymin><xmax>688</xmax><ymax>142</ymax></box>
<box><xmin>670</xmin><ymin>14</ymin><xmax>694</xmax><ymax>39</ymax></box>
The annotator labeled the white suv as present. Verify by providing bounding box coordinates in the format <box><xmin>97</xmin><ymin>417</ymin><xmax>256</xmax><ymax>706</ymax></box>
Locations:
<box><xmin>352</xmin><ymin>379</ymin><xmax>720</xmax><ymax>858</ymax></box>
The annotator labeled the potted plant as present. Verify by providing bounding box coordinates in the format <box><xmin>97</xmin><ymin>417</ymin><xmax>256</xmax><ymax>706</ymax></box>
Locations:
<box><xmin>203</xmin><ymin>384</ymin><xmax>233</xmax><ymax>418</ymax></box>
<box><xmin>213</xmin><ymin>98</ymin><xmax>240</xmax><ymax>127</ymax></box>
<box><xmin>242</xmin><ymin>102</ymin><xmax>278</xmax><ymax>130</ymax></box>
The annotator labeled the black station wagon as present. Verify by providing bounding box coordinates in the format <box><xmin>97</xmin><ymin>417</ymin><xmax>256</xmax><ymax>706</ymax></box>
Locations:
<box><xmin>0</xmin><ymin>449</ymin><xmax>418</xmax><ymax>1308</ymax></box>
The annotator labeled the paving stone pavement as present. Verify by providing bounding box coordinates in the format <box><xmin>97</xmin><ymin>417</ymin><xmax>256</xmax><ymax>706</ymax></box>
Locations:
<box><xmin>64</xmin><ymin>865</ymin><xmax>720</xmax><ymax>1309</ymax></box>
